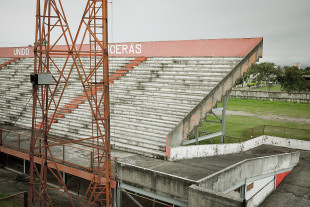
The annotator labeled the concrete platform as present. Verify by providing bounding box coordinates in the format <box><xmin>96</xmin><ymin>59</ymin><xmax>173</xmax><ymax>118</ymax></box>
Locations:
<box><xmin>118</xmin><ymin>145</ymin><xmax>300</xmax><ymax>181</ymax></box>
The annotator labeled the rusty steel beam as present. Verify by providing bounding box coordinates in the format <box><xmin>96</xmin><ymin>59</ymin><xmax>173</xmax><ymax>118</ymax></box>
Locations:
<box><xmin>30</xmin><ymin>0</ymin><xmax>111</xmax><ymax>206</ymax></box>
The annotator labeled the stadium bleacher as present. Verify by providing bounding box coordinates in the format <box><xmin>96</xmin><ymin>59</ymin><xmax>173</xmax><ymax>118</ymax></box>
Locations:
<box><xmin>0</xmin><ymin>38</ymin><xmax>263</xmax><ymax>158</ymax></box>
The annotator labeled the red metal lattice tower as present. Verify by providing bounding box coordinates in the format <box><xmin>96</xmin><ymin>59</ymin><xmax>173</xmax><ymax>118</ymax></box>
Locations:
<box><xmin>30</xmin><ymin>0</ymin><xmax>111</xmax><ymax>206</ymax></box>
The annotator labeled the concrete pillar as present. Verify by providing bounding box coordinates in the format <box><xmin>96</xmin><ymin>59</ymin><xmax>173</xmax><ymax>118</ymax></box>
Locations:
<box><xmin>62</xmin><ymin>172</ymin><xmax>66</xmax><ymax>184</ymax></box>
<box><xmin>0</xmin><ymin>129</ymin><xmax>2</xmax><ymax>146</ymax></box>
<box><xmin>221</xmin><ymin>93</ymin><xmax>230</xmax><ymax>143</ymax></box>
<box><xmin>116</xmin><ymin>183</ymin><xmax>121</xmax><ymax>207</ymax></box>
<box><xmin>23</xmin><ymin>159</ymin><xmax>26</xmax><ymax>174</ymax></box>
<box><xmin>195</xmin><ymin>127</ymin><xmax>199</xmax><ymax>145</ymax></box>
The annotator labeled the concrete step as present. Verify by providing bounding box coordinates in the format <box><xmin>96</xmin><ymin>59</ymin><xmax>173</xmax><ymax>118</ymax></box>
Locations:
<box><xmin>110</xmin><ymin>141</ymin><xmax>166</xmax><ymax>158</ymax></box>
<box><xmin>111</xmin><ymin>134</ymin><xmax>165</xmax><ymax>152</ymax></box>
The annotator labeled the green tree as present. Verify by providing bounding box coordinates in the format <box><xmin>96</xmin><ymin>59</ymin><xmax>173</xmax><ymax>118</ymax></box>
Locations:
<box><xmin>281</xmin><ymin>66</ymin><xmax>310</xmax><ymax>92</ymax></box>
<box><xmin>249</xmin><ymin>62</ymin><xmax>281</xmax><ymax>91</ymax></box>
<box><xmin>303</xmin><ymin>67</ymin><xmax>310</xmax><ymax>75</ymax></box>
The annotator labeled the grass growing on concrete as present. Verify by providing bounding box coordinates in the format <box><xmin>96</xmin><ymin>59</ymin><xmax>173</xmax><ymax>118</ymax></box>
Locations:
<box><xmin>219</xmin><ymin>98</ymin><xmax>310</xmax><ymax>119</ymax></box>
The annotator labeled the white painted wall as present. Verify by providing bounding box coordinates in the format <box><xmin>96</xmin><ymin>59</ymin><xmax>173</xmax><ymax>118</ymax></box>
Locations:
<box><xmin>245</xmin><ymin>175</ymin><xmax>274</xmax><ymax>200</ymax></box>
<box><xmin>168</xmin><ymin>135</ymin><xmax>310</xmax><ymax>161</ymax></box>
<box><xmin>246</xmin><ymin>179</ymin><xmax>274</xmax><ymax>207</ymax></box>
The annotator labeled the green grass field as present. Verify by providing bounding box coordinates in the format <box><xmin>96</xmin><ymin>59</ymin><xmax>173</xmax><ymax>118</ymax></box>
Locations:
<box><xmin>191</xmin><ymin>98</ymin><xmax>310</xmax><ymax>144</ymax></box>
<box><xmin>219</xmin><ymin>98</ymin><xmax>310</xmax><ymax>119</ymax></box>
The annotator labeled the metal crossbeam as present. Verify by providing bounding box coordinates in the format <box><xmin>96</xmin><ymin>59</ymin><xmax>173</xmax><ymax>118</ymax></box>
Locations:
<box><xmin>182</xmin><ymin>132</ymin><xmax>223</xmax><ymax>145</ymax></box>
<box><xmin>120</xmin><ymin>183</ymin><xmax>188</xmax><ymax>207</ymax></box>
<box><xmin>122</xmin><ymin>189</ymin><xmax>143</xmax><ymax>207</ymax></box>
<box><xmin>183</xmin><ymin>93</ymin><xmax>230</xmax><ymax>145</ymax></box>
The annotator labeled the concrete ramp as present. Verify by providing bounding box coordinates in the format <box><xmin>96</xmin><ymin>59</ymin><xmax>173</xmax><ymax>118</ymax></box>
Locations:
<box><xmin>193</xmin><ymin>152</ymin><xmax>299</xmax><ymax>207</ymax></box>
<box><xmin>116</xmin><ymin>145</ymin><xmax>301</xmax><ymax>207</ymax></box>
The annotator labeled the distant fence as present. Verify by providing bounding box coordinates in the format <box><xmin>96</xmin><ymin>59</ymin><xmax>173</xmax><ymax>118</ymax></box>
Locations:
<box><xmin>239</xmin><ymin>125</ymin><xmax>310</xmax><ymax>142</ymax></box>
<box><xmin>230</xmin><ymin>89</ymin><xmax>310</xmax><ymax>103</ymax></box>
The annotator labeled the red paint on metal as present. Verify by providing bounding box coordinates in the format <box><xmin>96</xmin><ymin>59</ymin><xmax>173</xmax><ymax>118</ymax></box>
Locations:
<box><xmin>0</xmin><ymin>38</ymin><xmax>262</xmax><ymax>58</ymax></box>
<box><xmin>0</xmin><ymin>146</ymin><xmax>116</xmax><ymax>188</ymax></box>
<box><xmin>30</xmin><ymin>1</ymin><xmax>112</xmax><ymax>206</ymax></box>
<box><xmin>276</xmin><ymin>171</ymin><xmax>291</xmax><ymax>187</ymax></box>
<box><xmin>111</xmin><ymin>73</ymin><xmax>124</xmax><ymax>77</ymax></box>
<box><xmin>64</xmin><ymin>104</ymin><xmax>78</xmax><ymax>109</ymax></box>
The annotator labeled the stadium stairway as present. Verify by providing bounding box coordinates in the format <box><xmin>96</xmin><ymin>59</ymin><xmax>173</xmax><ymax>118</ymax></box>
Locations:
<box><xmin>0</xmin><ymin>57</ymin><xmax>20</xmax><ymax>69</ymax></box>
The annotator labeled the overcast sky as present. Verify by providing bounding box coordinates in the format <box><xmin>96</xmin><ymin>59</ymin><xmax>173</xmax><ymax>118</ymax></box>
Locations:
<box><xmin>0</xmin><ymin>0</ymin><xmax>309</xmax><ymax>66</ymax></box>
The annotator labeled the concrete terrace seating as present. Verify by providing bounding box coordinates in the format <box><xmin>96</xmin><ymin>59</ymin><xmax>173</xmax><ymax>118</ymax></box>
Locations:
<box><xmin>0</xmin><ymin>56</ymin><xmax>243</xmax><ymax>157</ymax></box>
<box><xmin>0</xmin><ymin>57</ymin><xmax>134</xmax><ymax>128</ymax></box>
<box><xmin>0</xmin><ymin>58</ymin><xmax>12</xmax><ymax>65</ymax></box>
<box><xmin>42</xmin><ymin>57</ymin><xmax>242</xmax><ymax>157</ymax></box>
<box><xmin>109</xmin><ymin>57</ymin><xmax>242</xmax><ymax>156</ymax></box>
<box><xmin>0</xmin><ymin>58</ymin><xmax>33</xmax><ymax>125</ymax></box>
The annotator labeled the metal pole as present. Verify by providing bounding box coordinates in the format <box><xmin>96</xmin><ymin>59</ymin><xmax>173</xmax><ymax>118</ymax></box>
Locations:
<box><xmin>44</xmin><ymin>84</ymin><xmax>49</xmax><ymax>207</ymax></box>
<box><xmin>221</xmin><ymin>94</ymin><xmax>230</xmax><ymax>143</ymax></box>
<box><xmin>195</xmin><ymin>127</ymin><xmax>199</xmax><ymax>145</ymax></box>
<box><xmin>63</xmin><ymin>172</ymin><xmax>66</xmax><ymax>184</ymax></box>
<box><xmin>0</xmin><ymin>129</ymin><xmax>2</xmax><ymax>146</ymax></box>
<box><xmin>113</xmin><ymin>187</ymin><xmax>116</xmax><ymax>207</ymax></box>
<box><xmin>103</xmin><ymin>0</ymin><xmax>112</xmax><ymax>205</ymax></box>
<box><xmin>117</xmin><ymin>183</ymin><xmax>121</xmax><ymax>207</ymax></box>
<box><xmin>24</xmin><ymin>192</ymin><xmax>28</xmax><ymax>207</ymax></box>
<box><xmin>24</xmin><ymin>159</ymin><xmax>26</xmax><ymax>174</ymax></box>
<box><xmin>263</xmin><ymin>125</ymin><xmax>265</xmax><ymax>135</ymax></box>
<box><xmin>63</xmin><ymin>145</ymin><xmax>65</xmax><ymax>162</ymax></box>
<box><xmin>29</xmin><ymin>84</ymin><xmax>37</xmax><ymax>207</ymax></box>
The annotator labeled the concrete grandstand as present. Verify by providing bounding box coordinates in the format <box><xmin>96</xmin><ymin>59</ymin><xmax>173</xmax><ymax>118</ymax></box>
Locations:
<box><xmin>0</xmin><ymin>38</ymin><xmax>263</xmax><ymax>158</ymax></box>
<box><xmin>1</xmin><ymin>38</ymin><xmax>309</xmax><ymax>207</ymax></box>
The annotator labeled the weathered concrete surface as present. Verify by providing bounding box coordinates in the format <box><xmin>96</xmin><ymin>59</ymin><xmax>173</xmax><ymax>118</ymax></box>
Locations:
<box><xmin>167</xmin><ymin>40</ymin><xmax>263</xmax><ymax>148</ymax></box>
<box><xmin>117</xmin><ymin>145</ymin><xmax>303</xmax><ymax>205</ymax></box>
<box><xmin>169</xmin><ymin>135</ymin><xmax>310</xmax><ymax>160</ymax></box>
<box><xmin>117</xmin><ymin>161</ymin><xmax>197</xmax><ymax>202</ymax></box>
<box><xmin>0</xmin><ymin>167</ymin><xmax>81</xmax><ymax>206</ymax></box>
<box><xmin>261</xmin><ymin>150</ymin><xmax>310</xmax><ymax>207</ymax></box>
<box><xmin>118</xmin><ymin>145</ymin><xmax>299</xmax><ymax>181</ymax></box>
<box><xmin>0</xmin><ymin>123</ymin><xmax>135</xmax><ymax>170</ymax></box>
<box><xmin>188</xmin><ymin>185</ymin><xmax>244</xmax><ymax>207</ymax></box>
<box><xmin>198</xmin><ymin>152</ymin><xmax>300</xmax><ymax>192</ymax></box>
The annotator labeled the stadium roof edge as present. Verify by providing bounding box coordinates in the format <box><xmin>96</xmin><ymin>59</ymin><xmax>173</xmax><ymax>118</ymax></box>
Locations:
<box><xmin>0</xmin><ymin>37</ymin><xmax>263</xmax><ymax>58</ymax></box>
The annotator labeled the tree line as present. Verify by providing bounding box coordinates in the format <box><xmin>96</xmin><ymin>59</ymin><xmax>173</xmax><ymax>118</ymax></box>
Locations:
<box><xmin>242</xmin><ymin>62</ymin><xmax>310</xmax><ymax>92</ymax></box>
